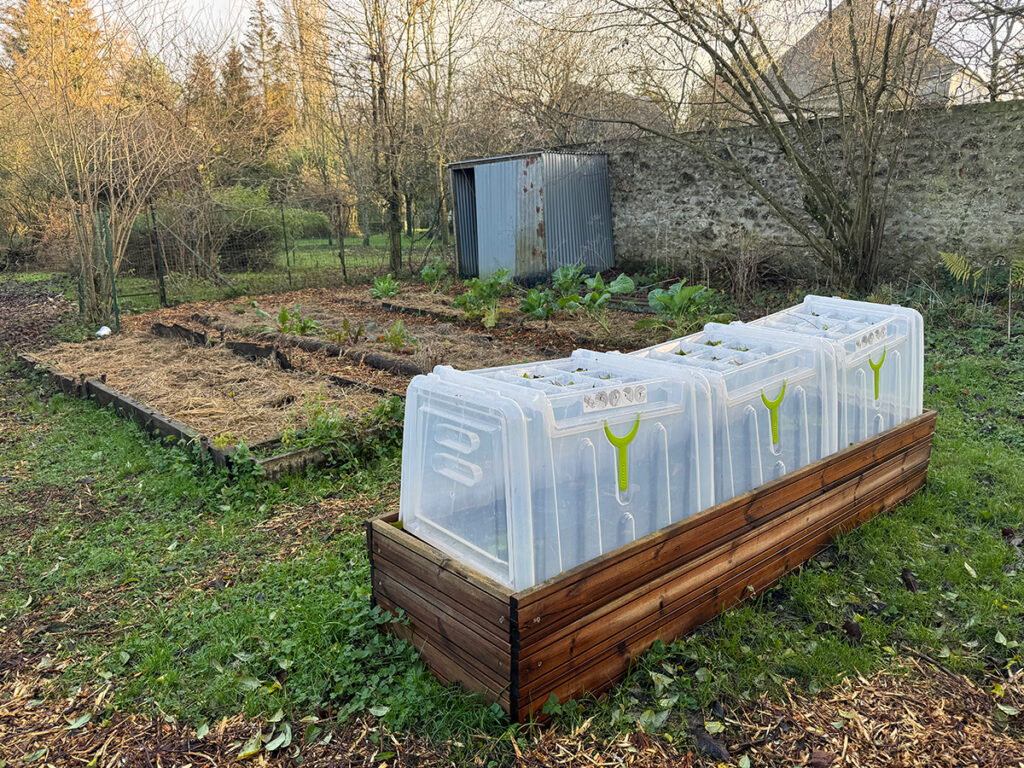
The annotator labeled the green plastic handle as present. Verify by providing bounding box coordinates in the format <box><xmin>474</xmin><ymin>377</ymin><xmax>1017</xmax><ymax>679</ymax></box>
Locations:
<box><xmin>760</xmin><ymin>381</ymin><xmax>786</xmax><ymax>445</ymax></box>
<box><xmin>869</xmin><ymin>347</ymin><xmax>886</xmax><ymax>400</ymax></box>
<box><xmin>604</xmin><ymin>415</ymin><xmax>641</xmax><ymax>492</ymax></box>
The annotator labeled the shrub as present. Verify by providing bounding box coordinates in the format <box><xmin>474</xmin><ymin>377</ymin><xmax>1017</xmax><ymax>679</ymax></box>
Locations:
<box><xmin>212</xmin><ymin>186</ymin><xmax>283</xmax><ymax>272</ymax></box>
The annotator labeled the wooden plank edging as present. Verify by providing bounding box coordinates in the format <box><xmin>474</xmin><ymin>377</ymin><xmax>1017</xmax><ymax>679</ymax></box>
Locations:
<box><xmin>14</xmin><ymin>352</ymin><xmax>330</xmax><ymax>480</ymax></box>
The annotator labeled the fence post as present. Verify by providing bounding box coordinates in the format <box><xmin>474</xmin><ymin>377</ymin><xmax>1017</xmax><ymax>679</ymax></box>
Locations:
<box><xmin>102</xmin><ymin>212</ymin><xmax>120</xmax><ymax>332</ymax></box>
<box><xmin>280</xmin><ymin>203</ymin><xmax>292</xmax><ymax>289</ymax></box>
<box><xmin>150</xmin><ymin>205</ymin><xmax>168</xmax><ymax>307</ymax></box>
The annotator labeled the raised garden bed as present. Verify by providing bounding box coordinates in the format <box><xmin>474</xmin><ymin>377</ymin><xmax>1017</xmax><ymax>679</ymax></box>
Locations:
<box><xmin>367</xmin><ymin>409</ymin><xmax>937</xmax><ymax>722</ymax></box>
<box><xmin>122</xmin><ymin>285</ymin><xmax>646</xmax><ymax>370</ymax></box>
<box><xmin>18</xmin><ymin>329</ymin><xmax>403</xmax><ymax>480</ymax></box>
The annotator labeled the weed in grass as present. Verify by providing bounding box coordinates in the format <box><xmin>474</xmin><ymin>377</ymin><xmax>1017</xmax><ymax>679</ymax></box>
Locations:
<box><xmin>281</xmin><ymin>395</ymin><xmax>404</xmax><ymax>466</ymax></box>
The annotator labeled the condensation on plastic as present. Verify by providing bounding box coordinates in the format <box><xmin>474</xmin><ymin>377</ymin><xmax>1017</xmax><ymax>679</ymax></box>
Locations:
<box><xmin>627</xmin><ymin>323</ymin><xmax>839</xmax><ymax>502</ymax></box>
<box><xmin>398</xmin><ymin>350</ymin><xmax>715</xmax><ymax>590</ymax></box>
<box><xmin>747</xmin><ymin>296</ymin><xmax>924</xmax><ymax>447</ymax></box>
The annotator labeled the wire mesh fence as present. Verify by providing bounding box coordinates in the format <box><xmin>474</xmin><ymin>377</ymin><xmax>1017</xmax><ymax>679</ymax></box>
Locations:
<box><xmin>4</xmin><ymin>188</ymin><xmax>453</xmax><ymax>322</ymax></box>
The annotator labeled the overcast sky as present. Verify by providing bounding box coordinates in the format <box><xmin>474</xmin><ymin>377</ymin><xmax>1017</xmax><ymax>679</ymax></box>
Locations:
<box><xmin>94</xmin><ymin>0</ymin><xmax>254</xmax><ymax>58</ymax></box>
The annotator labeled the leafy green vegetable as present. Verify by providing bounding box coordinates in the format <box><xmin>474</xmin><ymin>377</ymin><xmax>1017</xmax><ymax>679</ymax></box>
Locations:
<box><xmin>369</xmin><ymin>273</ymin><xmax>401</xmax><ymax>300</ymax></box>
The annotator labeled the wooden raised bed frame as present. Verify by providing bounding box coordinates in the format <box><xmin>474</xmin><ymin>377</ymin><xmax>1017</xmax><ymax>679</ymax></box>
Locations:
<box><xmin>15</xmin><ymin>351</ymin><xmax>392</xmax><ymax>481</ymax></box>
<box><xmin>367</xmin><ymin>409</ymin><xmax>937</xmax><ymax>722</ymax></box>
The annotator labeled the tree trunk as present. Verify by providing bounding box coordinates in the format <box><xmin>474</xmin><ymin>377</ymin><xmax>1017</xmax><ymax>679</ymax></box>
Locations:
<box><xmin>359</xmin><ymin>202</ymin><xmax>372</xmax><ymax>246</ymax></box>
<box><xmin>386</xmin><ymin>166</ymin><xmax>403</xmax><ymax>275</ymax></box>
<box><xmin>336</xmin><ymin>202</ymin><xmax>348</xmax><ymax>282</ymax></box>
<box><xmin>437</xmin><ymin>157</ymin><xmax>450</xmax><ymax>246</ymax></box>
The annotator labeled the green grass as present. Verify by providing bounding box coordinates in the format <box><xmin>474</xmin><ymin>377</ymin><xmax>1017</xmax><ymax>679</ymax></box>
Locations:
<box><xmin>20</xmin><ymin>233</ymin><xmax>438</xmax><ymax>316</ymax></box>
<box><xmin>1</xmin><ymin>295</ymin><xmax>1022</xmax><ymax>759</ymax></box>
<box><xmin>0</xmin><ymin>369</ymin><xmax>505</xmax><ymax>751</ymax></box>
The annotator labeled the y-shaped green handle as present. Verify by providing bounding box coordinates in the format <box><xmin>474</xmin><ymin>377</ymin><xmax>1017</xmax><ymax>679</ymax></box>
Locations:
<box><xmin>604</xmin><ymin>415</ymin><xmax>641</xmax><ymax>492</ymax></box>
<box><xmin>761</xmin><ymin>381</ymin><xmax>786</xmax><ymax>445</ymax></box>
<box><xmin>869</xmin><ymin>347</ymin><xmax>886</xmax><ymax>400</ymax></box>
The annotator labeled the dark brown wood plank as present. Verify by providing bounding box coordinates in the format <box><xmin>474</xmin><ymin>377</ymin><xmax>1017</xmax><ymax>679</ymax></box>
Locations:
<box><xmin>387</xmin><ymin>620</ymin><xmax>512</xmax><ymax>712</ymax></box>
<box><xmin>374</xmin><ymin>569</ymin><xmax>511</xmax><ymax>673</ymax></box>
<box><xmin>516</xmin><ymin>442</ymin><xmax>931</xmax><ymax>696</ymax></box>
<box><xmin>517</xmin><ymin>423</ymin><xmax>935</xmax><ymax>643</ymax></box>
<box><xmin>517</xmin><ymin>466</ymin><xmax>928</xmax><ymax>721</ymax></box>
<box><xmin>375</xmin><ymin>592</ymin><xmax>510</xmax><ymax>696</ymax></box>
<box><xmin>257</xmin><ymin>446</ymin><xmax>327</xmax><ymax>481</ymax></box>
<box><xmin>85</xmin><ymin>380</ymin><xmax>200</xmax><ymax>444</ymax></box>
<box><xmin>373</xmin><ymin>548</ymin><xmax>511</xmax><ymax>650</ymax></box>
<box><xmin>370</xmin><ymin>518</ymin><xmax>512</xmax><ymax>631</ymax></box>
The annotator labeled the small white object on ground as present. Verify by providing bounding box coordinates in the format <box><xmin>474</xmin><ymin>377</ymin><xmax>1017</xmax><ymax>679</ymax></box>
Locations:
<box><xmin>95</xmin><ymin>326</ymin><xmax>112</xmax><ymax>338</ymax></box>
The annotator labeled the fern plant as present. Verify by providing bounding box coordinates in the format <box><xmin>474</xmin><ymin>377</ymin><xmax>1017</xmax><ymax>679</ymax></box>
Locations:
<box><xmin>942</xmin><ymin>250</ymin><xmax>1024</xmax><ymax>339</ymax></box>
<box><xmin>940</xmin><ymin>251</ymin><xmax>984</xmax><ymax>290</ymax></box>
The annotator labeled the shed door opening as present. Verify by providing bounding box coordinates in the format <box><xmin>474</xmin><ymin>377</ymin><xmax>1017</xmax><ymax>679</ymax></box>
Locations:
<box><xmin>452</xmin><ymin>167</ymin><xmax>478</xmax><ymax>278</ymax></box>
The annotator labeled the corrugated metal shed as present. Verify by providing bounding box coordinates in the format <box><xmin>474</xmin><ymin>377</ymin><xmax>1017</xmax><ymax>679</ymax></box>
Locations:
<box><xmin>449</xmin><ymin>151</ymin><xmax>613</xmax><ymax>280</ymax></box>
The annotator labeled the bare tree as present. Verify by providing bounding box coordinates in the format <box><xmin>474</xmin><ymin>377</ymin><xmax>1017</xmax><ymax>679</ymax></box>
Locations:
<box><xmin>610</xmin><ymin>0</ymin><xmax>939</xmax><ymax>290</ymax></box>
<box><xmin>937</xmin><ymin>0</ymin><xmax>1024</xmax><ymax>100</ymax></box>
<box><xmin>410</xmin><ymin>0</ymin><xmax>481</xmax><ymax>246</ymax></box>
<box><xmin>323</xmin><ymin>0</ymin><xmax>421</xmax><ymax>275</ymax></box>
<box><xmin>1</xmin><ymin>0</ymin><xmax>201</xmax><ymax>319</ymax></box>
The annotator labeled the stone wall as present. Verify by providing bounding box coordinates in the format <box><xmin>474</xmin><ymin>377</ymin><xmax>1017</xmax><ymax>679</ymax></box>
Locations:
<box><xmin>599</xmin><ymin>100</ymin><xmax>1024</xmax><ymax>283</ymax></box>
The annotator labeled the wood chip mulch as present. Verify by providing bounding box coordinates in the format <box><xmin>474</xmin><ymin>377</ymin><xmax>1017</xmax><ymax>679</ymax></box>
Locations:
<box><xmin>3</xmin><ymin>655</ymin><xmax>1022</xmax><ymax>766</ymax></box>
<box><xmin>516</xmin><ymin>720</ymin><xmax>693</xmax><ymax>767</ymax></box>
<box><xmin>0</xmin><ymin>682</ymin><xmax>693</xmax><ymax>768</ymax></box>
<box><xmin>0</xmin><ymin>279</ymin><xmax>73</xmax><ymax>352</ymax></box>
<box><xmin>732</xmin><ymin>657</ymin><xmax>1024</xmax><ymax>767</ymax></box>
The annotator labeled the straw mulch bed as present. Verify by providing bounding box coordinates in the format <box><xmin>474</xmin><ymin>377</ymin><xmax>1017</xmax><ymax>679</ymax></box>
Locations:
<box><xmin>286</xmin><ymin>347</ymin><xmax>412</xmax><ymax>394</ymax></box>
<box><xmin>33</xmin><ymin>335</ymin><xmax>382</xmax><ymax>445</ymax></box>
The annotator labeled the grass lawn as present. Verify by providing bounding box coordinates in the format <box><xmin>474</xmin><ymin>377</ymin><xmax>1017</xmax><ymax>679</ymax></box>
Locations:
<box><xmin>15</xmin><ymin>232</ymin><xmax>441</xmax><ymax>316</ymax></box>
<box><xmin>0</xmin><ymin>290</ymin><xmax>1022</xmax><ymax>762</ymax></box>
